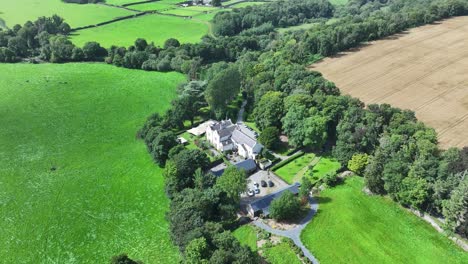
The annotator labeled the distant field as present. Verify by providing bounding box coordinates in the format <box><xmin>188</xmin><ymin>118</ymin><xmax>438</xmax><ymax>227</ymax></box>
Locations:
<box><xmin>311</xmin><ymin>16</ymin><xmax>468</xmax><ymax>148</ymax></box>
<box><xmin>130</xmin><ymin>2</ymin><xmax>175</xmax><ymax>11</ymax></box>
<box><xmin>0</xmin><ymin>63</ymin><xmax>184</xmax><ymax>263</ymax></box>
<box><xmin>106</xmin><ymin>0</ymin><xmax>148</xmax><ymax>5</ymax></box>
<box><xmin>0</xmin><ymin>0</ymin><xmax>132</xmax><ymax>28</ymax></box>
<box><xmin>71</xmin><ymin>14</ymin><xmax>208</xmax><ymax>47</ymax></box>
<box><xmin>231</xmin><ymin>2</ymin><xmax>267</xmax><ymax>8</ymax></box>
<box><xmin>301</xmin><ymin>177</ymin><xmax>468</xmax><ymax>264</ymax></box>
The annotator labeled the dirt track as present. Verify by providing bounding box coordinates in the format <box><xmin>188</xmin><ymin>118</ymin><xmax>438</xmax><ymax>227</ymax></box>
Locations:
<box><xmin>311</xmin><ymin>16</ymin><xmax>468</xmax><ymax>149</ymax></box>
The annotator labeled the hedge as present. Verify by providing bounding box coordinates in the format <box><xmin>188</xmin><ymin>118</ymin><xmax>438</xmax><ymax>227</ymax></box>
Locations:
<box><xmin>270</xmin><ymin>151</ymin><xmax>304</xmax><ymax>171</ymax></box>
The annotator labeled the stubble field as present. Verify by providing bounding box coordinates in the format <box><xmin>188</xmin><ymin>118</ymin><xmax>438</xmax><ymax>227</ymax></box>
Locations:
<box><xmin>311</xmin><ymin>16</ymin><xmax>468</xmax><ymax>149</ymax></box>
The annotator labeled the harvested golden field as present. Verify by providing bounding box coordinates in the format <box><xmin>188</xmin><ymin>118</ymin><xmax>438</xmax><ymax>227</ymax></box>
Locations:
<box><xmin>311</xmin><ymin>16</ymin><xmax>468</xmax><ymax>149</ymax></box>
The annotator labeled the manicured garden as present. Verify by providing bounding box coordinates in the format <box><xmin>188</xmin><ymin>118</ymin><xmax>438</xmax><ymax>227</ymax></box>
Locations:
<box><xmin>0</xmin><ymin>63</ymin><xmax>185</xmax><ymax>263</ymax></box>
<box><xmin>71</xmin><ymin>14</ymin><xmax>208</xmax><ymax>47</ymax></box>
<box><xmin>307</xmin><ymin>156</ymin><xmax>341</xmax><ymax>180</ymax></box>
<box><xmin>274</xmin><ymin>153</ymin><xmax>316</xmax><ymax>184</ymax></box>
<box><xmin>301</xmin><ymin>177</ymin><xmax>468</xmax><ymax>264</ymax></box>
<box><xmin>0</xmin><ymin>0</ymin><xmax>132</xmax><ymax>28</ymax></box>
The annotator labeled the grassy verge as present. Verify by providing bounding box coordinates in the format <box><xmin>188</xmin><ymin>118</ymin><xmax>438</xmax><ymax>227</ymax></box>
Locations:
<box><xmin>274</xmin><ymin>153</ymin><xmax>316</xmax><ymax>184</ymax></box>
<box><xmin>0</xmin><ymin>63</ymin><xmax>185</xmax><ymax>263</ymax></box>
<box><xmin>301</xmin><ymin>177</ymin><xmax>468</xmax><ymax>264</ymax></box>
<box><xmin>232</xmin><ymin>225</ymin><xmax>258</xmax><ymax>251</ymax></box>
<box><xmin>263</xmin><ymin>242</ymin><xmax>302</xmax><ymax>264</ymax></box>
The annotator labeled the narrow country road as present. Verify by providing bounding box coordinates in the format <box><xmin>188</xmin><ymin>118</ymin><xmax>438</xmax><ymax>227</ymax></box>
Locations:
<box><xmin>253</xmin><ymin>197</ymin><xmax>320</xmax><ymax>263</ymax></box>
<box><xmin>237</xmin><ymin>100</ymin><xmax>247</xmax><ymax>123</ymax></box>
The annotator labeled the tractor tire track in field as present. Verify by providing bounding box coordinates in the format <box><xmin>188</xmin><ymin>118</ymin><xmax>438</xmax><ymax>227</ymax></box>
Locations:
<box><xmin>312</xmin><ymin>16</ymin><xmax>468</xmax><ymax>148</ymax></box>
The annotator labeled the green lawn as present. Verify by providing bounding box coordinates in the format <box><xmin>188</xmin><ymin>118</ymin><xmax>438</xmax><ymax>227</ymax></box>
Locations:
<box><xmin>275</xmin><ymin>153</ymin><xmax>316</xmax><ymax>184</ymax></box>
<box><xmin>232</xmin><ymin>225</ymin><xmax>258</xmax><ymax>251</ymax></box>
<box><xmin>0</xmin><ymin>0</ymin><xmax>132</xmax><ymax>28</ymax></box>
<box><xmin>0</xmin><ymin>63</ymin><xmax>185</xmax><ymax>263</ymax></box>
<box><xmin>301</xmin><ymin>177</ymin><xmax>468</xmax><ymax>264</ymax></box>
<box><xmin>308</xmin><ymin>156</ymin><xmax>340</xmax><ymax>179</ymax></box>
<box><xmin>71</xmin><ymin>14</ymin><xmax>208</xmax><ymax>48</ymax></box>
<box><xmin>193</xmin><ymin>9</ymin><xmax>230</xmax><ymax>21</ymax></box>
<box><xmin>263</xmin><ymin>242</ymin><xmax>302</xmax><ymax>264</ymax></box>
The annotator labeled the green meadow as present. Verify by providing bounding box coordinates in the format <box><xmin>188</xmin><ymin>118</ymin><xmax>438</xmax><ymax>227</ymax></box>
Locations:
<box><xmin>301</xmin><ymin>177</ymin><xmax>468</xmax><ymax>264</ymax></box>
<box><xmin>71</xmin><ymin>14</ymin><xmax>208</xmax><ymax>48</ymax></box>
<box><xmin>0</xmin><ymin>63</ymin><xmax>185</xmax><ymax>263</ymax></box>
<box><xmin>275</xmin><ymin>153</ymin><xmax>316</xmax><ymax>184</ymax></box>
<box><xmin>233</xmin><ymin>225</ymin><xmax>258</xmax><ymax>251</ymax></box>
<box><xmin>0</xmin><ymin>0</ymin><xmax>132</xmax><ymax>28</ymax></box>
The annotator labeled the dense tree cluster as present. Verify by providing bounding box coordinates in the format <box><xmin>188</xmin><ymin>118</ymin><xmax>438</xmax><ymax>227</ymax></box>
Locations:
<box><xmin>213</xmin><ymin>0</ymin><xmax>335</xmax><ymax>36</ymax></box>
<box><xmin>269</xmin><ymin>191</ymin><xmax>302</xmax><ymax>221</ymax></box>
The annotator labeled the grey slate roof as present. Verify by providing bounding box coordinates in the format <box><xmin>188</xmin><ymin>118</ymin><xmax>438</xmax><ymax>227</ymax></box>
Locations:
<box><xmin>210</xmin><ymin>120</ymin><xmax>236</xmax><ymax>138</ymax></box>
<box><xmin>234</xmin><ymin>159</ymin><xmax>257</xmax><ymax>172</ymax></box>
<box><xmin>250</xmin><ymin>183</ymin><xmax>301</xmax><ymax>216</ymax></box>
<box><xmin>210</xmin><ymin>159</ymin><xmax>257</xmax><ymax>177</ymax></box>
<box><xmin>232</xmin><ymin>129</ymin><xmax>257</xmax><ymax>148</ymax></box>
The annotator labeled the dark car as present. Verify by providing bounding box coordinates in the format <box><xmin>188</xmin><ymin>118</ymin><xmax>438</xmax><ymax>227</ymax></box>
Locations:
<box><xmin>261</xmin><ymin>180</ymin><xmax>267</xmax><ymax>188</ymax></box>
<box><xmin>268</xmin><ymin>180</ymin><xmax>274</xmax><ymax>187</ymax></box>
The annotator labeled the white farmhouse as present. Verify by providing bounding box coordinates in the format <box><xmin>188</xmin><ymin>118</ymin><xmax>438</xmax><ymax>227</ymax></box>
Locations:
<box><xmin>206</xmin><ymin>119</ymin><xmax>263</xmax><ymax>159</ymax></box>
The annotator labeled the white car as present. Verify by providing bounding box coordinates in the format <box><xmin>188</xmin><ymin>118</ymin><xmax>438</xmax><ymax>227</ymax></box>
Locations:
<box><xmin>253</xmin><ymin>182</ymin><xmax>259</xmax><ymax>188</ymax></box>
<box><xmin>247</xmin><ymin>189</ymin><xmax>255</xmax><ymax>197</ymax></box>
<box><xmin>254</xmin><ymin>188</ymin><xmax>260</xmax><ymax>194</ymax></box>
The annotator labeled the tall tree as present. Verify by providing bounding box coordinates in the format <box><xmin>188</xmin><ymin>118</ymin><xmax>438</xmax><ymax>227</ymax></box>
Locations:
<box><xmin>205</xmin><ymin>65</ymin><xmax>241</xmax><ymax>119</ymax></box>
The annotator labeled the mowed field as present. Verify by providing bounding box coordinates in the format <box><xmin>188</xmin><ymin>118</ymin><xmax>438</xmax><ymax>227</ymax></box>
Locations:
<box><xmin>301</xmin><ymin>177</ymin><xmax>468</xmax><ymax>264</ymax></box>
<box><xmin>311</xmin><ymin>16</ymin><xmax>468</xmax><ymax>149</ymax></box>
<box><xmin>71</xmin><ymin>14</ymin><xmax>209</xmax><ymax>48</ymax></box>
<box><xmin>0</xmin><ymin>63</ymin><xmax>184</xmax><ymax>263</ymax></box>
<box><xmin>0</xmin><ymin>0</ymin><xmax>132</xmax><ymax>28</ymax></box>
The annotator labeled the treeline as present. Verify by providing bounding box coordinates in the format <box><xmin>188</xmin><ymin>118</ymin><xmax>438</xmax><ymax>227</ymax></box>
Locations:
<box><xmin>0</xmin><ymin>16</ymin><xmax>107</xmax><ymax>62</ymax></box>
<box><xmin>213</xmin><ymin>0</ymin><xmax>335</xmax><ymax>36</ymax></box>
<box><xmin>276</xmin><ymin>0</ymin><xmax>468</xmax><ymax>62</ymax></box>
<box><xmin>104</xmin><ymin>35</ymin><xmax>263</xmax><ymax>74</ymax></box>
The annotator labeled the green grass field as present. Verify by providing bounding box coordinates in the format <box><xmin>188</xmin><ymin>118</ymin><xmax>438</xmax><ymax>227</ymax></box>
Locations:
<box><xmin>263</xmin><ymin>242</ymin><xmax>302</xmax><ymax>264</ymax></box>
<box><xmin>0</xmin><ymin>0</ymin><xmax>132</xmax><ymax>28</ymax></box>
<box><xmin>0</xmin><ymin>63</ymin><xmax>185</xmax><ymax>263</ymax></box>
<box><xmin>308</xmin><ymin>157</ymin><xmax>340</xmax><ymax>179</ymax></box>
<box><xmin>231</xmin><ymin>2</ymin><xmax>267</xmax><ymax>8</ymax></box>
<box><xmin>301</xmin><ymin>177</ymin><xmax>468</xmax><ymax>264</ymax></box>
<box><xmin>232</xmin><ymin>225</ymin><xmax>258</xmax><ymax>251</ymax></box>
<box><xmin>130</xmin><ymin>2</ymin><xmax>175</xmax><ymax>11</ymax></box>
<box><xmin>160</xmin><ymin>8</ymin><xmax>203</xmax><ymax>16</ymax></box>
<box><xmin>71</xmin><ymin>14</ymin><xmax>208</xmax><ymax>48</ymax></box>
<box><xmin>106</xmin><ymin>0</ymin><xmax>148</xmax><ymax>5</ymax></box>
<box><xmin>275</xmin><ymin>153</ymin><xmax>316</xmax><ymax>184</ymax></box>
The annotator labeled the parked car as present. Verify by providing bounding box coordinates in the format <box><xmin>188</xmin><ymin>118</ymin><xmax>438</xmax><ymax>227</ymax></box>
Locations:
<box><xmin>268</xmin><ymin>180</ymin><xmax>274</xmax><ymax>187</ymax></box>
<box><xmin>247</xmin><ymin>189</ymin><xmax>254</xmax><ymax>197</ymax></box>
<box><xmin>254</xmin><ymin>188</ymin><xmax>260</xmax><ymax>194</ymax></box>
<box><xmin>253</xmin><ymin>182</ymin><xmax>259</xmax><ymax>188</ymax></box>
<box><xmin>261</xmin><ymin>180</ymin><xmax>267</xmax><ymax>187</ymax></box>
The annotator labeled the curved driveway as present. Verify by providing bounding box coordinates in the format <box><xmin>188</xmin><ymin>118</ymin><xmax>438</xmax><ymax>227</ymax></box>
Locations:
<box><xmin>253</xmin><ymin>197</ymin><xmax>319</xmax><ymax>263</ymax></box>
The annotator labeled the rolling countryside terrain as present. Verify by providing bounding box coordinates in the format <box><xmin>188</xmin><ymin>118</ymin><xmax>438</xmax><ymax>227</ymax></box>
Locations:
<box><xmin>311</xmin><ymin>16</ymin><xmax>468</xmax><ymax>149</ymax></box>
<box><xmin>0</xmin><ymin>0</ymin><xmax>132</xmax><ymax>28</ymax></box>
<box><xmin>70</xmin><ymin>14</ymin><xmax>209</xmax><ymax>48</ymax></box>
<box><xmin>301</xmin><ymin>177</ymin><xmax>468</xmax><ymax>264</ymax></box>
<box><xmin>0</xmin><ymin>63</ymin><xmax>184</xmax><ymax>263</ymax></box>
